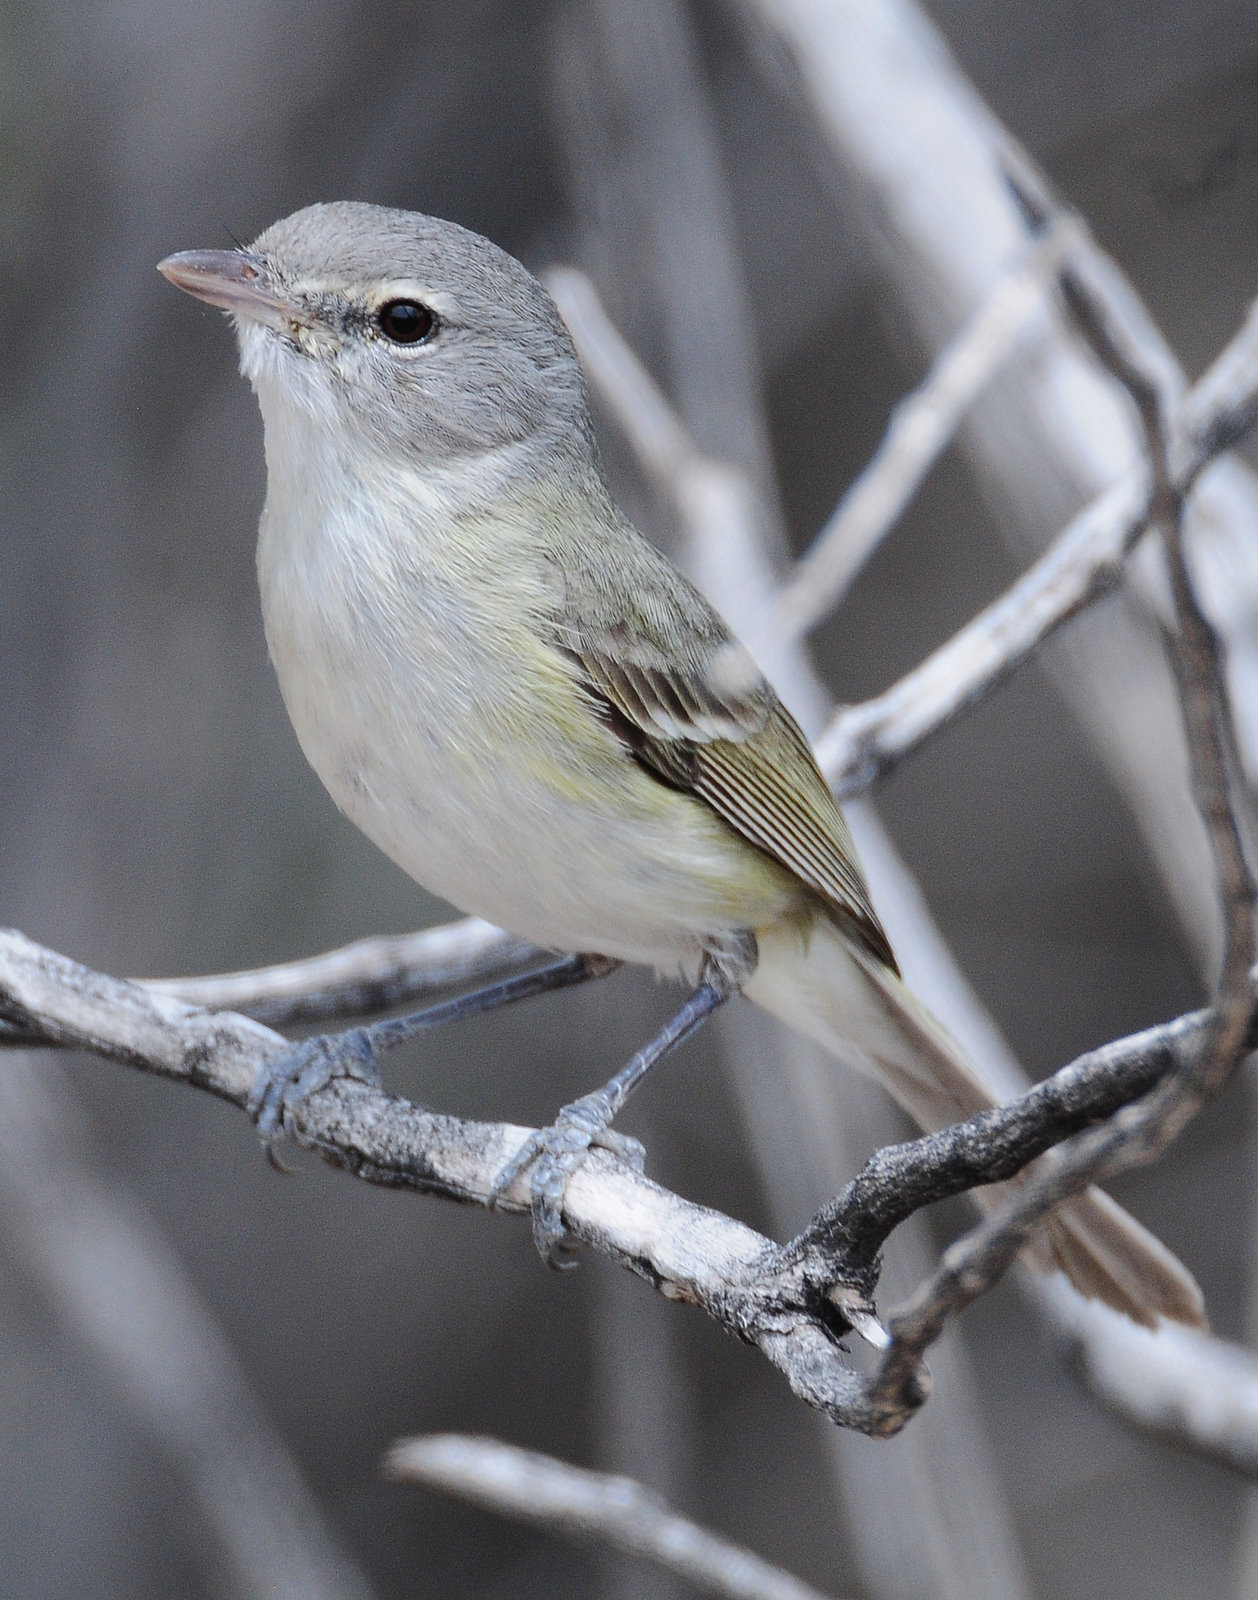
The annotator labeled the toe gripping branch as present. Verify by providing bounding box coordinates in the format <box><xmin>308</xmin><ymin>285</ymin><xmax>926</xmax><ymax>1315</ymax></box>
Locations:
<box><xmin>492</xmin><ymin>972</ymin><xmax>734</xmax><ymax>1268</ymax></box>
<box><xmin>247</xmin><ymin>951</ymin><xmax>618</xmax><ymax>1167</ymax></box>
<box><xmin>248</xmin><ymin>942</ymin><xmax>733</xmax><ymax>1275</ymax></box>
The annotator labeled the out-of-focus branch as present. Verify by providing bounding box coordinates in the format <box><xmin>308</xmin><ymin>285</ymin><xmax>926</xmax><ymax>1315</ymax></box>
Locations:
<box><xmin>816</xmin><ymin>475</ymin><xmax>1138</xmax><ymax>787</ymax></box>
<box><xmin>1038</xmin><ymin>1286</ymin><xmax>1258</xmax><ymax>1479</ymax></box>
<box><xmin>773</xmin><ymin>219</ymin><xmax>1076</xmax><ymax>639</ymax></box>
<box><xmin>863</xmin><ymin>237</ymin><xmax>1258</xmax><ymax>1434</ymax></box>
<box><xmin>386</xmin><ymin>1436</ymin><xmax>840</xmax><ymax>1600</ymax></box>
<box><xmin>549</xmin><ymin>253</ymin><xmax>1258</xmax><ymax>1466</ymax></box>
<box><xmin>817</xmin><ymin>294</ymin><xmax>1258</xmax><ymax>790</ymax></box>
<box><xmin>545</xmin><ymin>267</ymin><xmax>696</xmax><ymax>490</ymax></box>
<box><xmin>0</xmin><ymin>1056</ymin><xmax>379</xmax><ymax>1600</ymax></box>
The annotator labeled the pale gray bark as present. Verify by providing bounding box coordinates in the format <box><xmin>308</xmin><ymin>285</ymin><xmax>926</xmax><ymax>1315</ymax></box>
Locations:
<box><xmin>736</xmin><ymin>0</ymin><xmax>1258</xmax><ymax>982</ymax></box>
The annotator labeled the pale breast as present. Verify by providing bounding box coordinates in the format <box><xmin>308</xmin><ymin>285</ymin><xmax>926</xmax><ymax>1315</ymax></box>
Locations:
<box><xmin>255</xmin><ymin>478</ymin><xmax>799</xmax><ymax>967</ymax></box>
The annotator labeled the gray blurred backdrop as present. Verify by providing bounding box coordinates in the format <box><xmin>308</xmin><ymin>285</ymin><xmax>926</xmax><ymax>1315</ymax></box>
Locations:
<box><xmin>1</xmin><ymin>1</ymin><xmax>1256</xmax><ymax>1597</ymax></box>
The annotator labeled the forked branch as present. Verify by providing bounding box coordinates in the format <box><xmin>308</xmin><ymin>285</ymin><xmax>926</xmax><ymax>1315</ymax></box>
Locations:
<box><xmin>856</xmin><ymin>194</ymin><xmax>1258</xmax><ymax>1429</ymax></box>
<box><xmin>0</xmin><ymin>924</ymin><xmax>1241</xmax><ymax>1435</ymax></box>
<box><xmin>5</xmin><ymin>211</ymin><xmax>1258</xmax><ymax>1445</ymax></box>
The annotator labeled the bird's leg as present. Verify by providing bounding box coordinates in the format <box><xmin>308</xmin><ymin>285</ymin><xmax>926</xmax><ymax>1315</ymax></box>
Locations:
<box><xmin>492</xmin><ymin>964</ymin><xmax>736</xmax><ymax>1267</ymax></box>
<box><xmin>249</xmin><ymin>951</ymin><xmax>618</xmax><ymax>1165</ymax></box>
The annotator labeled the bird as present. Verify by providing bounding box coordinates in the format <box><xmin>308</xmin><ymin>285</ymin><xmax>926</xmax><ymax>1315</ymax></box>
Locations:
<box><xmin>158</xmin><ymin>200</ymin><xmax>1204</xmax><ymax>1329</ymax></box>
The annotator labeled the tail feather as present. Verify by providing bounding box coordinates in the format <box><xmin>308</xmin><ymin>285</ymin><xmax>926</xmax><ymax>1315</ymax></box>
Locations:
<box><xmin>1035</xmin><ymin>1194</ymin><xmax>1205</xmax><ymax>1329</ymax></box>
<box><xmin>744</xmin><ymin>916</ymin><xmax>1205</xmax><ymax>1329</ymax></box>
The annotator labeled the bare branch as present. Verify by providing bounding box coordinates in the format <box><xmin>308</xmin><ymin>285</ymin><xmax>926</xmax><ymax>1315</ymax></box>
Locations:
<box><xmin>857</xmin><ymin>233</ymin><xmax>1258</xmax><ymax>1434</ymax></box>
<box><xmin>816</xmin><ymin>295</ymin><xmax>1258</xmax><ymax>790</ymax></box>
<box><xmin>142</xmin><ymin>917</ymin><xmax>536</xmax><ymax>1025</ymax></box>
<box><xmin>816</xmin><ymin>474</ymin><xmax>1139</xmax><ymax>788</ymax></box>
<box><xmin>783</xmin><ymin>1006</ymin><xmax>1210</xmax><ymax>1290</ymax></box>
<box><xmin>0</xmin><ymin>919</ymin><xmax>545</xmax><ymax>1048</ymax></box>
<box><xmin>385</xmin><ymin>1436</ymin><xmax>840</xmax><ymax>1600</ymax></box>
<box><xmin>867</xmin><ymin>1057</ymin><xmax>1244</xmax><ymax>1435</ymax></box>
<box><xmin>3</xmin><ymin>919</ymin><xmax>1245</xmax><ymax>1440</ymax></box>
<box><xmin>0</xmin><ymin>925</ymin><xmax>880</xmax><ymax>1425</ymax></box>
<box><xmin>549</xmin><ymin>259</ymin><xmax>1258</xmax><ymax>803</ymax></box>
<box><xmin>773</xmin><ymin>219</ymin><xmax>1077</xmax><ymax>639</ymax></box>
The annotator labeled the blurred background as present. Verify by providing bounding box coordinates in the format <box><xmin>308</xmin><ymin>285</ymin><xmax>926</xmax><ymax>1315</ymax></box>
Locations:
<box><xmin>2</xmin><ymin>0</ymin><xmax>1258</xmax><ymax>1596</ymax></box>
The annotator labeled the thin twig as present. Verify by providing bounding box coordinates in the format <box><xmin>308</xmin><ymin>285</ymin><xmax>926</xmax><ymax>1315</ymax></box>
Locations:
<box><xmin>780</xmin><ymin>1007</ymin><xmax>1214</xmax><ymax>1291</ymax></box>
<box><xmin>385</xmin><ymin>1436</ymin><xmax>840</xmax><ymax>1600</ymax></box>
<box><xmin>857</xmin><ymin>227</ymin><xmax>1258</xmax><ymax>1433</ymax></box>
<box><xmin>773</xmin><ymin>219</ymin><xmax>1078</xmax><ymax>639</ymax></box>
<box><xmin>143</xmin><ymin>918</ymin><xmax>534</xmax><ymax>1025</ymax></box>
<box><xmin>816</xmin><ymin>294</ymin><xmax>1258</xmax><ymax>791</ymax></box>
<box><xmin>1057</xmin><ymin>224</ymin><xmax>1258</xmax><ymax>1090</ymax></box>
<box><xmin>548</xmin><ymin>260</ymin><xmax>1258</xmax><ymax>801</ymax></box>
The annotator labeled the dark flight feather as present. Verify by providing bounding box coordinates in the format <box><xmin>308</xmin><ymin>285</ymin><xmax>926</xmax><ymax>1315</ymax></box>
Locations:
<box><xmin>546</xmin><ymin>535</ymin><xmax>898</xmax><ymax>973</ymax></box>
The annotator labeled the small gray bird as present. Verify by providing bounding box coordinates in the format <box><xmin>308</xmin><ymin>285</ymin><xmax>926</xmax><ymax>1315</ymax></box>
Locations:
<box><xmin>159</xmin><ymin>201</ymin><xmax>1203</xmax><ymax>1328</ymax></box>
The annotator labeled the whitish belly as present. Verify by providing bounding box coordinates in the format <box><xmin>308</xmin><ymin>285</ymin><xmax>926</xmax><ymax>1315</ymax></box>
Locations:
<box><xmin>261</xmin><ymin>544</ymin><xmax>795</xmax><ymax>967</ymax></box>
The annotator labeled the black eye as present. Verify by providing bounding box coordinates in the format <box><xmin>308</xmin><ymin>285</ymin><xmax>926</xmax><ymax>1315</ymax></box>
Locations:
<box><xmin>376</xmin><ymin>300</ymin><xmax>436</xmax><ymax>345</ymax></box>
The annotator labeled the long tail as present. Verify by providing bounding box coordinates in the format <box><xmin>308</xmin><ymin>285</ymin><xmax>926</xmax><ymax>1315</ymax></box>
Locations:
<box><xmin>743</xmin><ymin>915</ymin><xmax>1205</xmax><ymax>1329</ymax></box>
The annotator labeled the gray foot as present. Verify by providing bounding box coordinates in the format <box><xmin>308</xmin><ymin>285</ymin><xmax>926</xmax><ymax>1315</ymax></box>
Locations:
<box><xmin>248</xmin><ymin>1028</ymin><xmax>381</xmax><ymax>1165</ymax></box>
<box><xmin>492</xmin><ymin>1094</ymin><xmax>646</xmax><ymax>1267</ymax></box>
<box><xmin>492</xmin><ymin>975</ymin><xmax>730</xmax><ymax>1267</ymax></box>
<box><xmin>246</xmin><ymin>953</ymin><xmax>617</xmax><ymax>1169</ymax></box>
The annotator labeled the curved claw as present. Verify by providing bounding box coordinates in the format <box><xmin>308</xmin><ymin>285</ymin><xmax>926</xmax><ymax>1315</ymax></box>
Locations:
<box><xmin>490</xmin><ymin>1095</ymin><xmax>648</xmax><ymax>1268</ymax></box>
<box><xmin>248</xmin><ymin>1028</ymin><xmax>380</xmax><ymax>1161</ymax></box>
<box><xmin>263</xmin><ymin>1138</ymin><xmax>300</xmax><ymax>1176</ymax></box>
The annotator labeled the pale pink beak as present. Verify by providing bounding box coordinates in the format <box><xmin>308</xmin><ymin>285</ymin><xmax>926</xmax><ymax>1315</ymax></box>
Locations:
<box><xmin>157</xmin><ymin>249</ymin><xmax>302</xmax><ymax>332</ymax></box>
